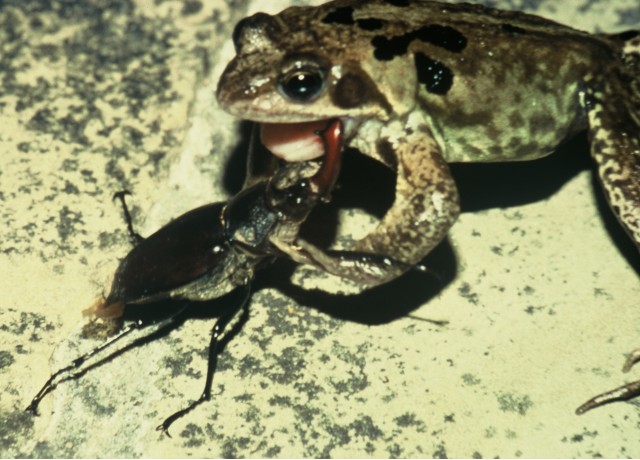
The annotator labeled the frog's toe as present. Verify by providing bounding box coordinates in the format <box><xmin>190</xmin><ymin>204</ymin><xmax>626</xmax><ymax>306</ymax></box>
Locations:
<box><xmin>576</xmin><ymin>348</ymin><xmax>640</xmax><ymax>414</ymax></box>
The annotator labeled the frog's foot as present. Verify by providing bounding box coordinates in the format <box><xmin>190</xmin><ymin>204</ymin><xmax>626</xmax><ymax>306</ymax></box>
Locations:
<box><xmin>576</xmin><ymin>349</ymin><xmax>640</xmax><ymax>414</ymax></box>
<box><xmin>271</xmin><ymin>238</ymin><xmax>412</xmax><ymax>286</ymax></box>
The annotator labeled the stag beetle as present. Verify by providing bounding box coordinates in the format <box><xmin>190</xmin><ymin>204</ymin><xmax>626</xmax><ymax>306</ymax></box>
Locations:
<box><xmin>26</xmin><ymin>121</ymin><xmax>351</xmax><ymax>435</ymax></box>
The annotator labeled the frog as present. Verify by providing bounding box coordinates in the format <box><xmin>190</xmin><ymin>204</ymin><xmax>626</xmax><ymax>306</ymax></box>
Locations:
<box><xmin>216</xmin><ymin>0</ymin><xmax>640</xmax><ymax>412</ymax></box>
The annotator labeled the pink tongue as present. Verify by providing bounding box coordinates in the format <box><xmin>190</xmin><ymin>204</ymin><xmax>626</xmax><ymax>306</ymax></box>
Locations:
<box><xmin>260</xmin><ymin>120</ymin><xmax>329</xmax><ymax>162</ymax></box>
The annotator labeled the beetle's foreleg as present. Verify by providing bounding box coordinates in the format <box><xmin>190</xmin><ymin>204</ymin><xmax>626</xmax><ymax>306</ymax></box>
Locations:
<box><xmin>576</xmin><ymin>348</ymin><xmax>640</xmax><ymax>414</ymax></box>
<box><xmin>157</xmin><ymin>285</ymin><xmax>252</xmax><ymax>437</ymax></box>
<box><xmin>113</xmin><ymin>190</ymin><xmax>144</xmax><ymax>244</ymax></box>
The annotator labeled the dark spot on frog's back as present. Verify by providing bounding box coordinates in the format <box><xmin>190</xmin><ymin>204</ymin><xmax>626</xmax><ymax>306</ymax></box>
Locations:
<box><xmin>415</xmin><ymin>25</ymin><xmax>467</xmax><ymax>53</ymax></box>
<box><xmin>372</xmin><ymin>34</ymin><xmax>412</xmax><ymax>61</ymax></box>
<box><xmin>414</xmin><ymin>53</ymin><xmax>453</xmax><ymax>95</ymax></box>
<box><xmin>322</xmin><ymin>6</ymin><xmax>354</xmax><ymax>25</ymax></box>
<box><xmin>385</xmin><ymin>0</ymin><xmax>410</xmax><ymax>6</ymax></box>
<box><xmin>372</xmin><ymin>25</ymin><xmax>467</xmax><ymax>61</ymax></box>
<box><xmin>357</xmin><ymin>18</ymin><xmax>385</xmax><ymax>31</ymax></box>
<box><xmin>501</xmin><ymin>23</ymin><xmax>527</xmax><ymax>35</ymax></box>
<box><xmin>322</xmin><ymin>7</ymin><xmax>385</xmax><ymax>31</ymax></box>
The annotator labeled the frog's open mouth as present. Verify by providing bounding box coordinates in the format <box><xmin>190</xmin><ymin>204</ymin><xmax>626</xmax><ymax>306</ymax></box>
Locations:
<box><xmin>260</xmin><ymin>119</ymin><xmax>342</xmax><ymax>162</ymax></box>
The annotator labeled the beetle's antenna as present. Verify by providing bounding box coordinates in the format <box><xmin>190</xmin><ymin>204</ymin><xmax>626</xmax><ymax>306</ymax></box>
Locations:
<box><xmin>113</xmin><ymin>190</ymin><xmax>144</xmax><ymax>244</ymax></box>
<box><xmin>26</xmin><ymin>305</ymin><xmax>189</xmax><ymax>415</ymax></box>
<box><xmin>157</xmin><ymin>285</ymin><xmax>253</xmax><ymax>437</ymax></box>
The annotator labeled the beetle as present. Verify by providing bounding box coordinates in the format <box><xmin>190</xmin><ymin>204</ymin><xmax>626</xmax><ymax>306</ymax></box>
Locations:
<box><xmin>26</xmin><ymin>121</ymin><xmax>353</xmax><ymax>435</ymax></box>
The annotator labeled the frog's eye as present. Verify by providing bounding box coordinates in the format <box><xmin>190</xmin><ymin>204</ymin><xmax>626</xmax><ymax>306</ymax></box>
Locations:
<box><xmin>279</xmin><ymin>64</ymin><xmax>326</xmax><ymax>103</ymax></box>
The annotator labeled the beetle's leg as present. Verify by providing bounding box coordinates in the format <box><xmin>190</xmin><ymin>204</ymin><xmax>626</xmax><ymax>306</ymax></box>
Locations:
<box><xmin>157</xmin><ymin>285</ymin><xmax>252</xmax><ymax>437</ymax></box>
<box><xmin>576</xmin><ymin>349</ymin><xmax>640</xmax><ymax>414</ymax></box>
<box><xmin>26</xmin><ymin>305</ymin><xmax>189</xmax><ymax>415</ymax></box>
<box><xmin>26</xmin><ymin>319</ymin><xmax>144</xmax><ymax>414</ymax></box>
<box><xmin>113</xmin><ymin>190</ymin><xmax>144</xmax><ymax>244</ymax></box>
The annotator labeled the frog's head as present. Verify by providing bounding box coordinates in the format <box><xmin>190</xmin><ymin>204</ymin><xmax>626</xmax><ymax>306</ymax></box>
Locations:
<box><xmin>216</xmin><ymin>5</ymin><xmax>417</xmax><ymax>161</ymax></box>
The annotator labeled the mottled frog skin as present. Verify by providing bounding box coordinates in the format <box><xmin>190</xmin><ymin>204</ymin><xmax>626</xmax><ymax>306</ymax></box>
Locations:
<box><xmin>217</xmin><ymin>0</ymin><xmax>640</xmax><ymax>412</ymax></box>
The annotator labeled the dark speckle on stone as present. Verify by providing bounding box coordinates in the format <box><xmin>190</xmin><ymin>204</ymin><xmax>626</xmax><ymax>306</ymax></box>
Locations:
<box><xmin>0</xmin><ymin>350</ymin><xmax>15</xmax><ymax>369</ymax></box>
<box><xmin>388</xmin><ymin>443</ymin><xmax>403</xmax><ymax>457</ymax></box>
<box><xmin>57</xmin><ymin>206</ymin><xmax>85</xmax><ymax>243</ymax></box>
<box><xmin>394</xmin><ymin>412</ymin><xmax>427</xmax><ymax>431</ymax></box>
<box><xmin>497</xmin><ymin>392</ymin><xmax>533</xmax><ymax>415</ymax></box>
<box><xmin>180</xmin><ymin>423</ymin><xmax>205</xmax><ymax>447</ymax></box>
<box><xmin>433</xmin><ymin>443</ymin><xmax>448</xmax><ymax>459</ymax></box>
<box><xmin>163</xmin><ymin>352</ymin><xmax>197</xmax><ymax>379</ymax></box>
<box><xmin>0</xmin><ymin>309</ymin><xmax>55</xmax><ymax>340</ymax></box>
<box><xmin>351</xmin><ymin>415</ymin><xmax>383</xmax><ymax>440</ymax></box>
<box><xmin>458</xmin><ymin>282</ymin><xmax>479</xmax><ymax>305</ymax></box>
<box><xmin>62</xmin><ymin>159</ymin><xmax>78</xmax><ymax>172</ymax></box>
<box><xmin>221</xmin><ymin>436</ymin><xmax>252</xmax><ymax>458</ymax></box>
<box><xmin>0</xmin><ymin>409</ymin><xmax>35</xmax><ymax>453</ymax></box>
<box><xmin>181</xmin><ymin>0</ymin><xmax>202</xmax><ymax>16</ymax></box>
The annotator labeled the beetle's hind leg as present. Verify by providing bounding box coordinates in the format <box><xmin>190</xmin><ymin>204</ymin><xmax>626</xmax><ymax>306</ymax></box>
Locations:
<box><xmin>26</xmin><ymin>319</ymin><xmax>144</xmax><ymax>414</ymax></box>
<box><xmin>576</xmin><ymin>349</ymin><xmax>640</xmax><ymax>414</ymax></box>
<box><xmin>26</xmin><ymin>305</ymin><xmax>189</xmax><ymax>415</ymax></box>
<box><xmin>113</xmin><ymin>190</ymin><xmax>144</xmax><ymax>244</ymax></box>
<box><xmin>157</xmin><ymin>286</ymin><xmax>252</xmax><ymax>437</ymax></box>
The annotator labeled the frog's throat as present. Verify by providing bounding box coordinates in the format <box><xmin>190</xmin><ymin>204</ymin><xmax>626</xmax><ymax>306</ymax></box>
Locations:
<box><xmin>260</xmin><ymin>118</ymin><xmax>351</xmax><ymax>162</ymax></box>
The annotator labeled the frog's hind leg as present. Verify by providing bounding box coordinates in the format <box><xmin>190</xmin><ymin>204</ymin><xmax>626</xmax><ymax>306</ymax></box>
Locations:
<box><xmin>579</xmin><ymin>35</ymin><xmax>640</xmax><ymax>414</ymax></box>
<box><xmin>585</xmin><ymin>60</ymin><xmax>640</xmax><ymax>250</ymax></box>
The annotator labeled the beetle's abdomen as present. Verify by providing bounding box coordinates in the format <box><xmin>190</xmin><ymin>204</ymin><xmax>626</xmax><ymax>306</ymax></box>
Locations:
<box><xmin>107</xmin><ymin>202</ymin><xmax>229</xmax><ymax>305</ymax></box>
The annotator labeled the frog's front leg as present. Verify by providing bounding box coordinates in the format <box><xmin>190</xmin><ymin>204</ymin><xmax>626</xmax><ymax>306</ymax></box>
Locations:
<box><xmin>279</xmin><ymin>120</ymin><xmax>459</xmax><ymax>286</ymax></box>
